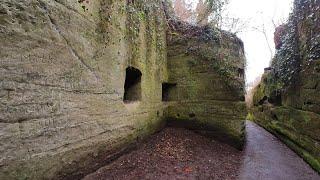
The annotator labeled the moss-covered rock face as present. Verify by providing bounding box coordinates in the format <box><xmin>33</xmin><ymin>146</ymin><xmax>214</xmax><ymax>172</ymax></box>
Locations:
<box><xmin>166</xmin><ymin>20</ymin><xmax>247</xmax><ymax>149</ymax></box>
<box><xmin>252</xmin><ymin>0</ymin><xmax>320</xmax><ymax>173</ymax></box>
<box><xmin>0</xmin><ymin>0</ymin><xmax>246</xmax><ymax>179</ymax></box>
<box><xmin>0</xmin><ymin>0</ymin><xmax>168</xmax><ymax>179</ymax></box>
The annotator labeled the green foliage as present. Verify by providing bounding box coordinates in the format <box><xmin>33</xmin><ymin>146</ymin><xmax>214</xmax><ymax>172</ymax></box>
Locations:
<box><xmin>271</xmin><ymin>0</ymin><xmax>320</xmax><ymax>87</ymax></box>
<box><xmin>246</xmin><ymin>112</ymin><xmax>254</xmax><ymax>121</ymax></box>
<box><xmin>124</xmin><ymin>0</ymin><xmax>167</xmax><ymax>66</ymax></box>
<box><xmin>271</xmin><ymin>16</ymin><xmax>300</xmax><ymax>87</ymax></box>
<box><xmin>204</xmin><ymin>0</ymin><xmax>229</xmax><ymax>25</ymax></box>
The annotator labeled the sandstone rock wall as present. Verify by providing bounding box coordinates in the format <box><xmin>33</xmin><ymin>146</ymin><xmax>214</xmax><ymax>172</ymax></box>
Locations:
<box><xmin>0</xmin><ymin>0</ymin><xmax>246</xmax><ymax>179</ymax></box>
<box><xmin>0</xmin><ymin>0</ymin><xmax>168</xmax><ymax>179</ymax></box>
<box><xmin>252</xmin><ymin>0</ymin><xmax>320</xmax><ymax>172</ymax></box>
<box><xmin>166</xmin><ymin>22</ymin><xmax>247</xmax><ymax>149</ymax></box>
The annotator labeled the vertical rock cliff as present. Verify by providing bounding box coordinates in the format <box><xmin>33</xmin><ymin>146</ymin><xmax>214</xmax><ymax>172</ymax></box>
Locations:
<box><xmin>0</xmin><ymin>0</ymin><xmax>246</xmax><ymax>179</ymax></box>
<box><xmin>165</xmin><ymin>20</ymin><xmax>246</xmax><ymax>149</ymax></box>
<box><xmin>252</xmin><ymin>0</ymin><xmax>320</xmax><ymax>172</ymax></box>
<box><xmin>0</xmin><ymin>0</ymin><xmax>168</xmax><ymax>179</ymax></box>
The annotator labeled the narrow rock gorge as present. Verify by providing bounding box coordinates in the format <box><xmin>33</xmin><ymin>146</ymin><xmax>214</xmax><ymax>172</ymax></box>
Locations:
<box><xmin>0</xmin><ymin>0</ymin><xmax>246</xmax><ymax>179</ymax></box>
<box><xmin>252</xmin><ymin>0</ymin><xmax>320</xmax><ymax>173</ymax></box>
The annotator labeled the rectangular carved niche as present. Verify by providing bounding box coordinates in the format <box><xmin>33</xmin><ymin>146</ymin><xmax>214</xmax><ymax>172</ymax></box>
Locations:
<box><xmin>162</xmin><ymin>83</ymin><xmax>177</xmax><ymax>101</ymax></box>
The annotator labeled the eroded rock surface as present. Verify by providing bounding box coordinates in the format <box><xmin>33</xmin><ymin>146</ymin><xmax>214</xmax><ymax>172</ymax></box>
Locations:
<box><xmin>0</xmin><ymin>0</ymin><xmax>168</xmax><ymax>179</ymax></box>
<box><xmin>165</xmin><ymin>16</ymin><xmax>246</xmax><ymax>149</ymax></box>
<box><xmin>0</xmin><ymin>0</ymin><xmax>246</xmax><ymax>179</ymax></box>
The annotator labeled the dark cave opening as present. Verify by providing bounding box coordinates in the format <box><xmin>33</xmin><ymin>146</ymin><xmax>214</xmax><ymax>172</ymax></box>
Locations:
<box><xmin>162</xmin><ymin>83</ymin><xmax>177</xmax><ymax>101</ymax></box>
<box><xmin>123</xmin><ymin>67</ymin><xmax>142</xmax><ymax>102</ymax></box>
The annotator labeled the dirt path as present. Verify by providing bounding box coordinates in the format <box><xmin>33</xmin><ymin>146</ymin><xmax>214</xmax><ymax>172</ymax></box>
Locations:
<box><xmin>83</xmin><ymin>122</ymin><xmax>319</xmax><ymax>180</ymax></box>
<box><xmin>83</xmin><ymin>127</ymin><xmax>243</xmax><ymax>180</ymax></box>
<box><xmin>239</xmin><ymin>121</ymin><xmax>319</xmax><ymax>180</ymax></box>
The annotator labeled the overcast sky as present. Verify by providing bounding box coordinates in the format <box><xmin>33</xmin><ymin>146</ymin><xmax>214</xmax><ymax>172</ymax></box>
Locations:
<box><xmin>223</xmin><ymin>0</ymin><xmax>293</xmax><ymax>87</ymax></box>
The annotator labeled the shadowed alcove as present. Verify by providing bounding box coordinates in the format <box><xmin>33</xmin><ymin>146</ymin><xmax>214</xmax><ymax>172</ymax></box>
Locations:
<box><xmin>162</xmin><ymin>83</ymin><xmax>177</xmax><ymax>101</ymax></box>
<box><xmin>123</xmin><ymin>66</ymin><xmax>142</xmax><ymax>102</ymax></box>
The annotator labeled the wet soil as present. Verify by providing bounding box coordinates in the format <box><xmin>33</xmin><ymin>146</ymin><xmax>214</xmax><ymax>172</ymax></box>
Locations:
<box><xmin>83</xmin><ymin>122</ymin><xmax>320</xmax><ymax>180</ymax></box>
<box><xmin>83</xmin><ymin>127</ymin><xmax>243</xmax><ymax>180</ymax></box>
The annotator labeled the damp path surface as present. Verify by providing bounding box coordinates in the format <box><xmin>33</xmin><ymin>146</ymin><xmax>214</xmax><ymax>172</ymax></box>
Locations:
<box><xmin>83</xmin><ymin>127</ymin><xmax>243</xmax><ymax>180</ymax></box>
<box><xmin>239</xmin><ymin>121</ymin><xmax>319</xmax><ymax>180</ymax></box>
<box><xmin>83</xmin><ymin>122</ymin><xmax>320</xmax><ymax>180</ymax></box>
